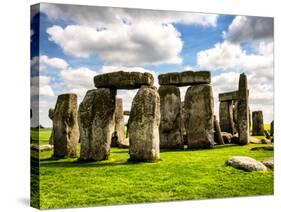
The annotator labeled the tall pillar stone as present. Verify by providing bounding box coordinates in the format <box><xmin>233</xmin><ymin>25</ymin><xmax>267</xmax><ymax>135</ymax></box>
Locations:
<box><xmin>53</xmin><ymin>93</ymin><xmax>79</xmax><ymax>158</ymax></box>
<box><xmin>219</xmin><ymin>101</ymin><xmax>235</xmax><ymax>134</ymax></box>
<box><xmin>237</xmin><ymin>73</ymin><xmax>249</xmax><ymax>145</ymax></box>
<box><xmin>48</xmin><ymin>108</ymin><xmax>54</xmax><ymax>145</ymax></box>
<box><xmin>270</xmin><ymin>120</ymin><xmax>274</xmax><ymax>136</ymax></box>
<box><xmin>158</xmin><ymin>85</ymin><xmax>183</xmax><ymax>149</ymax></box>
<box><xmin>111</xmin><ymin>98</ymin><xmax>126</xmax><ymax>147</ymax></box>
<box><xmin>184</xmin><ymin>84</ymin><xmax>214</xmax><ymax>149</ymax></box>
<box><xmin>214</xmin><ymin>115</ymin><xmax>224</xmax><ymax>145</ymax></box>
<box><xmin>79</xmin><ymin>88</ymin><xmax>116</xmax><ymax>161</ymax></box>
<box><xmin>181</xmin><ymin>102</ymin><xmax>187</xmax><ymax>145</ymax></box>
<box><xmin>128</xmin><ymin>86</ymin><xmax>160</xmax><ymax>161</ymax></box>
<box><xmin>252</xmin><ymin>111</ymin><xmax>264</xmax><ymax>136</ymax></box>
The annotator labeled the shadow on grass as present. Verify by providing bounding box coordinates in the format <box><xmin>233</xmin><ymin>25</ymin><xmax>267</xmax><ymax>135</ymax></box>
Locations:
<box><xmin>39</xmin><ymin>157</ymin><xmax>154</xmax><ymax>168</ymax></box>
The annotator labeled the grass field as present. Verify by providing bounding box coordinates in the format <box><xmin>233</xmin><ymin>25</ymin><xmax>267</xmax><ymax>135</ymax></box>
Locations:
<box><xmin>32</xmin><ymin>129</ymin><xmax>274</xmax><ymax>209</ymax></box>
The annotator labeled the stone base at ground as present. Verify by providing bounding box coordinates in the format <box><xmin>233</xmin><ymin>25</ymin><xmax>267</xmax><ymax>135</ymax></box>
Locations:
<box><xmin>262</xmin><ymin>157</ymin><xmax>274</xmax><ymax>169</ymax></box>
<box><xmin>226</xmin><ymin>156</ymin><xmax>267</xmax><ymax>171</ymax></box>
<box><xmin>128</xmin><ymin>86</ymin><xmax>160</xmax><ymax>161</ymax></box>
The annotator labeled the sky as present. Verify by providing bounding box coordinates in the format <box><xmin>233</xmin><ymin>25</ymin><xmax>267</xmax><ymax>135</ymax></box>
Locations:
<box><xmin>30</xmin><ymin>3</ymin><xmax>274</xmax><ymax>127</ymax></box>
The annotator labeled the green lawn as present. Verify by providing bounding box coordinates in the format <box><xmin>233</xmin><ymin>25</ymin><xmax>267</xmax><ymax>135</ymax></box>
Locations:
<box><xmin>38</xmin><ymin>143</ymin><xmax>273</xmax><ymax>209</ymax></box>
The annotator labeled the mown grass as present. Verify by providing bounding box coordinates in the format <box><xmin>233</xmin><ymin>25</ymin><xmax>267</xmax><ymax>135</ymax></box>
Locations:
<box><xmin>38</xmin><ymin>143</ymin><xmax>273</xmax><ymax>209</ymax></box>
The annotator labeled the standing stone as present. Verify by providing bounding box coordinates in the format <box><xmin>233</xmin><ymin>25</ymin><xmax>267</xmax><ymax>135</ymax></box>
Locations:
<box><xmin>270</xmin><ymin>120</ymin><xmax>274</xmax><ymax>136</ymax></box>
<box><xmin>52</xmin><ymin>93</ymin><xmax>79</xmax><ymax>158</ymax></box>
<box><xmin>111</xmin><ymin>98</ymin><xmax>126</xmax><ymax>147</ymax></box>
<box><xmin>79</xmin><ymin>89</ymin><xmax>116</xmax><ymax>161</ymax></box>
<box><xmin>184</xmin><ymin>84</ymin><xmax>214</xmax><ymax>149</ymax></box>
<box><xmin>48</xmin><ymin>108</ymin><xmax>54</xmax><ymax>145</ymax></box>
<box><xmin>233</xmin><ymin>100</ymin><xmax>238</xmax><ymax>131</ymax></box>
<box><xmin>181</xmin><ymin>102</ymin><xmax>187</xmax><ymax>145</ymax></box>
<box><xmin>252</xmin><ymin>111</ymin><xmax>264</xmax><ymax>136</ymax></box>
<box><xmin>214</xmin><ymin>115</ymin><xmax>224</xmax><ymax>145</ymax></box>
<box><xmin>219</xmin><ymin>101</ymin><xmax>235</xmax><ymax>134</ymax></box>
<box><xmin>158</xmin><ymin>85</ymin><xmax>183</xmax><ymax>149</ymax></box>
<box><xmin>128</xmin><ymin>86</ymin><xmax>160</xmax><ymax>161</ymax></box>
<box><xmin>237</xmin><ymin>73</ymin><xmax>249</xmax><ymax>145</ymax></box>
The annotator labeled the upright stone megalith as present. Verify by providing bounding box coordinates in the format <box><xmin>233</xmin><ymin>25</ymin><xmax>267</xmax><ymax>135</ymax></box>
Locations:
<box><xmin>48</xmin><ymin>108</ymin><xmax>54</xmax><ymax>145</ymax></box>
<box><xmin>79</xmin><ymin>88</ymin><xmax>116</xmax><ymax>161</ymax></box>
<box><xmin>237</xmin><ymin>73</ymin><xmax>249</xmax><ymax>145</ymax></box>
<box><xmin>214</xmin><ymin>115</ymin><xmax>224</xmax><ymax>145</ymax></box>
<box><xmin>184</xmin><ymin>84</ymin><xmax>214</xmax><ymax>148</ymax></box>
<box><xmin>128</xmin><ymin>86</ymin><xmax>160</xmax><ymax>161</ymax></box>
<box><xmin>52</xmin><ymin>93</ymin><xmax>79</xmax><ymax>158</ymax></box>
<box><xmin>219</xmin><ymin>101</ymin><xmax>235</xmax><ymax>134</ymax></box>
<box><xmin>252</xmin><ymin>111</ymin><xmax>264</xmax><ymax>136</ymax></box>
<box><xmin>158</xmin><ymin>85</ymin><xmax>183</xmax><ymax>149</ymax></box>
<box><xmin>270</xmin><ymin>120</ymin><xmax>274</xmax><ymax>136</ymax></box>
<box><xmin>111</xmin><ymin>97</ymin><xmax>126</xmax><ymax>147</ymax></box>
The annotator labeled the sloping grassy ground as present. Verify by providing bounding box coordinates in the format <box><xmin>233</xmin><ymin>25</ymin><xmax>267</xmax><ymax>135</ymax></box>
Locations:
<box><xmin>30</xmin><ymin>128</ymin><xmax>274</xmax><ymax>209</ymax></box>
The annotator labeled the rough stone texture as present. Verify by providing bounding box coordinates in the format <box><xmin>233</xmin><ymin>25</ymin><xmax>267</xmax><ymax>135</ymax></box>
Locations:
<box><xmin>158</xmin><ymin>85</ymin><xmax>183</xmax><ymax>149</ymax></box>
<box><xmin>48</xmin><ymin>108</ymin><xmax>54</xmax><ymax>145</ymax></box>
<box><xmin>53</xmin><ymin>93</ymin><xmax>79</xmax><ymax>158</ymax></box>
<box><xmin>79</xmin><ymin>89</ymin><xmax>116</xmax><ymax>161</ymax></box>
<box><xmin>237</xmin><ymin>73</ymin><xmax>249</xmax><ymax>145</ymax></box>
<box><xmin>158</xmin><ymin>71</ymin><xmax>210</xmax><ymax>86</ymax></box>
<box><xmin>214</xmin><ymin>115</ymin><xmax>224</xmax><ymax>145</ymax></box>
<box><xmin>31</xmin><ymin>144</ymin><xmax>53</xmax><ymax>152</ymax></box>
<box><xmin>261</xmin><ymin>138</ymin><xmax>271</xmax><ymax>144</ymax></box>
<box><xmin>249</xmin><ymin>136</ymin><xmax>262</xmax><ymax>144</ymax></box>
<box><xmin>221</xmin><ymin>132</ymin><xmax>233</xmax><ymax>144</ymax></box>
<box><xmin>226</xmin><ymin>156</ymin><xmax>267</xmax><ymax>171</ymax></box>
<box><xmin>94</xmin><ymin>71</ymin><xmax>154</xmax><ymax>89</ymax></box>
<box><xmin>181</xmin><ymin>102</ymin><xmax>187</xmax><ymax>145</ymax></box>
<box><xmin>252</xmin><ymin>111</ymin><xmax>264</xmax><ymax>136</ymax></box>
<box><xmin>219</xmin><ymin>91</ymin><xmax>238</xmax><ymax>102</ymax></box>
<box><xmin>128</xmin><ymin>86</ymin><xmax>160</xmax><ymax>161</ymax></box>
<box><xmin>111</xmin><ymin>98</ymin><xmax>126</xmax><ymax>148</ymax></box>
<box><xmin>262</xmin><ymin>157</ymin><xmax>274</xmax><ymax>169</ymax></box>
<box><xmin>184</xmin><ymin>84</ymin><xmax>214</xmax><ymax>149</ymax></box>
<box><xmin>233</xmin><ymin>100</ymin><xmax>238</xmax><ymax>130</ymax></box>
<box><xmin>219</xmin><ymin>101</ymin><xmax>235</xmax><ymax>134</ymax></box>
<box><xmin>231</xmin><ymin>134</ymin><xmax>239</xmax><ymax>144</ymax></box>
<box><xmin>270</xmin><ymin>120</ymin><xmax>274</xmax><ymax>136</ymax></box>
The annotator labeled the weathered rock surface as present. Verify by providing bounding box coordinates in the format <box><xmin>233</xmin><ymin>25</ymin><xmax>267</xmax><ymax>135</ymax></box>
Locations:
<box><xmin>158</xmin><ymin>71</ymin><xmax>210</xmax><ymax>86</ymax></box>
<box><xmin>264</xmin><ymin>130</ymin><xmax>271</xmax><ymax>139</ymax></box>
<box><xmin>252</xmin><ymin>111</ymin><xmax>264</xmax><ymax>136</ymax></box>
<box><xmin>219</xmin><ymin>91</ymin><xmax>238</xmax><ymax>102</ymax></box>
<box><xmin>94</xmin><ymin>71</ymin><xmax>154</xmax><ymax>89</ymax></box>
<box><xmin>262</xmin><ymin>157</ymin><xmax>274</xmax><ymax>169</ymax></box>
<box><xmin>226</xmin><ymin>156</ymin><xmax>267</xmax><ymax>171</ymax></box>
<box><xmin>270</xmin><ymin>120</ymin><xmax>274</xmax><ymax>136</ymax></box>
<box><xmin>158</xmin><ymin>85</ymin><xmax>183</xmax><ymax>148</ymax></box>
<box><xmin>48</xmin><ymin>108</ymin><xmax>54</xmax><ymax>145</ymax></box>
<box><xmin>237</xmin><ymin>73</ymin><xmax>249</xmax><ymax>145</ymax></box>
<box><xmin>219</xmin><ymin>101</ymin><xmax>235</xmax><ymax>134</ymax></box>
<box><xmin>128</xmin><ymin>86</ymin><xmax>160</xmax><ymax>161</ymax></box>
<box><xmin>221</xmin><ymin>132</ymin><xmax>233</xmax><ymax>144</ymax></box>
<box><xmin>111</xmin><ymin>98</ymin><xmax>125</xmax><ymax>147</ymax></box>
<box><xmin>31</xmin><ymin>144</ymin><xmax>53</xmax><ymax>152</ymax></box>
<box><xmin>249</xmin><ymin>136</ymin><xmax>262</xmax><ymax>144</ymax></box>
<box><xmin>52</xmin><ymin>93</ymin><xmax>79</xmax><ymax>158</ymax></box>
<box><xmin>184</xmin><ymin>84</ymin><xmax>214</xmax><ymax>149</ymax></box>
<box><xmin>79</xmin><ymin>89</ymin><xmax>116</xmax><ymax>161</ymax></box>
<box><xmin>214</xmin><ymin>115</ymin><xmax>224</xmax><ymax>145</ymax></box>
<box><xmin>261</xmin><ymin>138</ymin><xmax>271</xmax><ymax>144</ymax></box>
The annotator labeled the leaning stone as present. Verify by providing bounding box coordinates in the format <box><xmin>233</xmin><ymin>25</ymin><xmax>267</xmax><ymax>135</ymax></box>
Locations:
<box><xmin>79</xmin><ymin>89</ymin><xmax>116</xmax><ymax>161</ymax></box>
<box><xmin>158</xmin><ymin>85</ymin><xmax>183</xmax><ymax>149</ymax></box>
<box><xmin>221</xmin><ymin>132</ymin><xmax>233</xmax><ymax>144</ymax></box>
<box><xmin>262</xmin><ymin>157</ymin><xmax>274</xmax><ymax>169</ymax></box>
<box><xmin>128</xmin><ymin>86</ymin><xmax>160</xmax><ymax>161</ymax></box>
<box><xmin>184</xmin><ymin>84</ymin><xmax>214</xmax><ymax>149</ymax></box>
<box><xmin>264</xmin><ymin>130</ymin><xmax>271</xmax><ymax>139</ymax></box>
<box><xmin>226</xmin><ymin>156</ymin><xmax>267</xmax><ymax>171</ymax></box>
<box><xmin>94</xmin><ymin>71</ymin><xmax>154</xmax><ymax>89</ymax></box>
<box><xmin>219</xmin><ymin>101</ymin><xmax>235</xmax><ymax>134</ymax></box>
<box><xmin>252</xmin><ymin>111</ymin><xmax>264</xmax><ymax>136</ymax></box>
<box><xmin>111</xmin><ymin>98</ymin><xmax>125</xmax><ymax>147</ymax></box>
<box><xmin>53</xmin><ymin>93</ymin><xmax>80</xmax><ymax>158</ymax></box>
<box><xmin>237</xmin><ymin>73</ymin><xmax>249</xmax><ymax>145</ymax></box>
<box><xmin>214</xmin><ymin>115</ymin><xmax>224</xmax><ymax>145</ymax></box>
<box><xmin>158</xmin><ymin>71</ymin><xmax>210</xmax><ymax>86</ymax></box>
